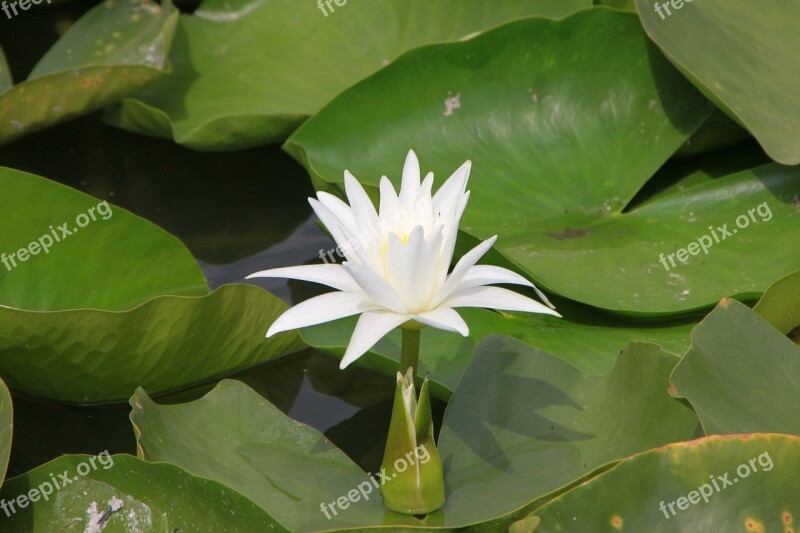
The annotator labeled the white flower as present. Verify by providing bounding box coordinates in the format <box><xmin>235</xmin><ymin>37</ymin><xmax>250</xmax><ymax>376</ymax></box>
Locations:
<box><xmin>247</xmin><ymin>150</ymin><xmax>560</xmax><ymax>369</ymax></box>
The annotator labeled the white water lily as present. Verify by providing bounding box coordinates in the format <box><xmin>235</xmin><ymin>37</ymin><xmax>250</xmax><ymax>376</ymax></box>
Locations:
<box><xmin>247</xmin><ymin>150</ymin><xmax>560</xmax><ymax>369</ymax></box>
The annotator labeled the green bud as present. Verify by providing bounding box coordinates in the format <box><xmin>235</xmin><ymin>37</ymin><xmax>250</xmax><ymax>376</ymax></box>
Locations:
<box><xmin>380</xmin><ymin>368</ymin><xmax>445</xmax><ymax>514</ymax></box>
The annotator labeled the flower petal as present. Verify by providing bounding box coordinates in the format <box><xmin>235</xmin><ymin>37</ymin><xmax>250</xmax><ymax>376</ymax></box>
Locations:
<box><xmin>309</xmin><ymin>198</ymin><xmax>358</xmax><ymax>262</ymax></box>
<box><xmin>246</xmin><ymin>264</ymin><xmax>361</xmax><ymax>292</ymax></box>
<box><xmin>457</xmin><ymin>265</ymin><xmax>556</xmax><ymax>309</ymax></box>
<box><xmin>344</xmin><ymin>170</ymin><xmax>379</xmax><ymax>232</ymax></box>
<box><xmin>384</xmin><ymin>226</ymin><xmax>431</xmax><ymax>312</ymax></box>
<box><xmin>316</xmin><ymin>191</ymin><xmax>357</xmax><ymax>234</ymax></box>
<box><xmin>442</xmin><ymin>286</ymin><xmax>562</xmax><ymax>317</ymax></box>
<box><xmin>379</xmin><ymin>175</ymin><xmax>400</xmax><ymax>223</ymax></box>
<box><xmin>399</xmin><ymin>150</ymin><xmax>421</xmax><ymax>206</ymax></box>
<box><xmin>432</xmin><ymin>160</ymin><xmax>470</xmax><ymax>215</ymax></box>
<box><xmin>266</xmin><ymin>291</ymin><xmax>378</xmax><ymax>337</ymax></box>
<box><xmin>433</xmin><ymin>235</ymin><xmax>497</xmax><ymax>305</ymax></box>
<box><xmin>344</xmin><ymin>261</ymin><xmax>405</xmax><ymax>313</ymax></box>
<box><xmin>436</xmin><ymin>190</ymin><xmax>471</xmax><ymax>283</ymax></box>
<box><xmin>412</xmin><ymin>307</ymin><xmax>469</xmax><ymax>336</ymax></box>
<box><xmin>340</xmin><ymin>311</ymin><xmax>409</xmax><ymax>369</ymax></box>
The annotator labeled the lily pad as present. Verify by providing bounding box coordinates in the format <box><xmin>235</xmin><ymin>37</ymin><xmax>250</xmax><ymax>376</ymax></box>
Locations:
<box><xmin>130</xmin><ymin>379</ymin><xmax>392</xmax><ymax>532</ymax></box>
<box><xmin>302</xmin><ymin>298</ymin><xmax>697</xmax><ymax>400</ymax></box>
<box><xmin>670</xmin><ymin>298</ymin><xmax>800</xmax><ymax>436</ymax></box>
<box><xmin>0</xmin><ymin>0</ymin><xmax>178</xmax><ymax>145</ymax></box>
<box><xmin>0</xmin><ymin>454</ymin><xmax>280</xmax><ymax>531</ymax></box>
<box><xmin>0</xmin><ymin>166</ymin><xmax>206</xmax><ymax>311</ymax></box>
<box><xmin>130</xmin><ymin>338</ymin><xmax>696</xmax><ymax>530</ymax></box>
<box><xmin>0</xmin><ymin>378</ymin><xmax>11</xmax><ymax>490</ymax></box>
<box><xmin>635</xmin><ymin>0</ymin><xmax>800</xmax><ymax>164</ymax></box>
<box><xmin>436</xmin><ymin>338</ymin><xmax>698</xmax><ymax>527</ymax></box>
<box><xmin>529</xmin><ymin>434</ymin><xmax>800</xmax><ymax>532</ymax></box>
<box><xmin>104</xmin><ymin>0</ymin><xmax>591</xmax><ymax>150</ymax></box>
<box><xmin>0</xmin><ymin>167</ymin><xmax>301</xmax><ymax>403</ymax></box>
<box><xmin>0</xmin><ymin>284</ymin><xmax>301</xmax><ymax>404</ymax></box>
<box><xmin>286</xmin><ymin>9</ymin><xmax>800</xmax><ymax>315</ymax></box>
<box><xmin>754</xmin><ymin>269</ymin><xmax>800</xmax><ymax>336</ymax></box>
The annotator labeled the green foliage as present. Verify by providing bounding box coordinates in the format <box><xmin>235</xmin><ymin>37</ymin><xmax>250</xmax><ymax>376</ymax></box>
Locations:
<box><xmin>635</xmin><ymin>0</ymin><xmax>800</xmax><ymax>164</ymax></box>
<box><xmin>0</xmin><ymin>0</ymin><xmax>178</xmax><ymax>144</ymax></box>
<box><xmin>105</xmin><ymin>0</ymin><xmax>591</xmax><ymax>149</ymax></box>
<box><xmin>0</xmin><ymin>1</ymin><xmax>797</xmax><ymax>529</ymax></box>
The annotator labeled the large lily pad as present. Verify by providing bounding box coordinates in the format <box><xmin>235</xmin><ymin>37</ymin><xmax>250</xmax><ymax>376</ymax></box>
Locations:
<box><xmin>302</xmin><ymin>299</ymin><xmax>696</xmax><ymax>400</ymax></box>
<box><xmin>0</xmin><ymin>454</ymin><xmax>280</xmax><ymax>531</ymax></box>
<box><xmin>130</xmin><ymin>379</ymin><xmax>391</xmax><ymax>532</ymax></box>
<box><xmin>0</xmin><ymin>167</ymin><xmax>301</xmax><ymax>403</ymax></box>
<box><xmin>436</xmin><ymin>338</ymin><xmax>697</xmax><ymax>527</ymax></box>
<box><xmin>635</xmin><ymin>0</ymin><xmax>800</xmax><ymax>164</ymax></box>
<box><xmin>0</xmin><ymin>166</ymin><xmax>206</xmax><ymax>311</ymax></box>
<box><xmin>130</xmin><ymin>338</ymin><xmax>696</xmax><ymax>530</ymax></box>
<box><xmin>0</xmin><ymin>0</ymin><xmax>178</xmax><ymax>145</ymax></box>
<box><xmin>529</xmin><ymin>434</ymin><xmax>800</xmax><ymax>532</ymax></box>
<box><xmin>670</xmin><ymin>299</ymin><xmax>800</xmax><ymax>436</ymax></box>
<box><xmin>104</xmin><ymin>0</ymin><xmax>591</xmax><ymax>150</ymax></box>
<box><xmin>0</xmin><ymin>284</ymin><xmax>301</xmax><ymax>404</ymax></box>
<box><xmin>286</xmin><ymin>9</ymin><xmax>800</xmax><ymax>315</ymax></box>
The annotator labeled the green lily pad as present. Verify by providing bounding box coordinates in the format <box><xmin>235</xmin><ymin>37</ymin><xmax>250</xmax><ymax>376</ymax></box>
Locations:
<box><xmin>0</xmin><ymin>0</ymin><xmax>178</xmax><ymax>145</ymax></box>
<box><xmin>529</xmin><ymin>434</ymin><xmax>799</xmax><ymax>532</ymax></box>
<box><xmin>0</xmin><ymin>283</ymin><xmax>301</xmax><ymax>404</ymax></box>
<box><xmin>635</xmin><ymin>0</ymin><xmax>800</xmax><ymax>165</ymax></box>
<box><xmin>754</xmin><ymin>269</ymin><xmax>800</xmax><ymax>336</ymax></box>
<box><xmin>436</xmin><ymin>338</ymin><xmax>697</xmax><ymax>527</ymax></box>
<box><xmin>0</xmin><ymin>166</ymin><xmax>206</xmax><ymax>311</ymax></box>
<box><xmin>0</xmin><ymin>378</ymin><xmax>11</xmax><ymax>490</ymax></box>
<box><xmin>130</xmin><ymin>338</ymin><xmax>696</xmax><ymax>530</ymax></box>
<box><xmin>301</xmin><ymin>299</ymin><xmax>696</xmax><ymax>400</ymax></box>
<box><xmin>286</xmin><ymin>9</ymin><xmax>800</xmax><ymax>315</ymax></box>
<box><xmin>670</xmin><ymin>299</ymin><xmax>800</xmax><ymax>436</ymax></box>
<box><xmin>130</xmin><ymin>379</ymin><xmax>392</xmax><ymax>532</ymax></box>
<box><xmin>0</xmin><ymin>454</ymin><xmax>281</xmax><ymax>532</ymax></box>
<box><xmin>0</xmin><ymin>167</ymin><xmax>301</xmax><ymax>403</ymax></box>
<box><xmin>104</xmin><ymin>0</ymin><xmax>591</xmax><ymax>150</ymax></box>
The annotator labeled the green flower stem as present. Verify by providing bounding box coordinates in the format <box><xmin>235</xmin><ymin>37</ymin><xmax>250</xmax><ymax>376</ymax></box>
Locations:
<box><xmin>400</xmin><ymin>328</ymin><xmax>421</xmax><ymax>380</ymax></box>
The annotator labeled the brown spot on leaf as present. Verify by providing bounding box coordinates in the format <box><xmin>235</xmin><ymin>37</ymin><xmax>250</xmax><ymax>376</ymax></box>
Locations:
<box><xmin>547</xmin><ymin>227</ymin><xmax>589</xmax><ymax>240</ymax></box>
